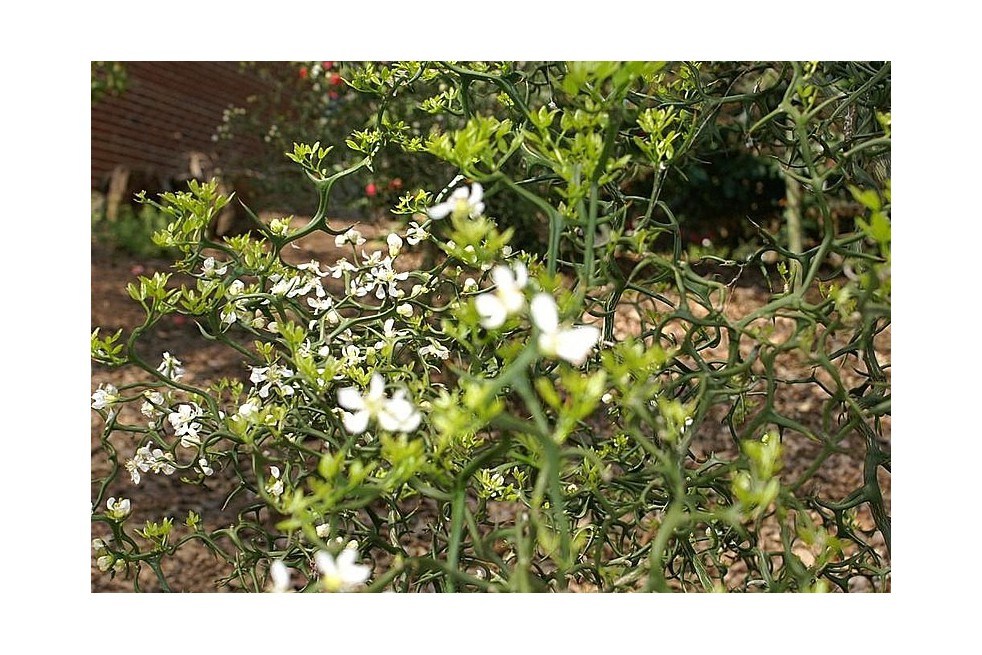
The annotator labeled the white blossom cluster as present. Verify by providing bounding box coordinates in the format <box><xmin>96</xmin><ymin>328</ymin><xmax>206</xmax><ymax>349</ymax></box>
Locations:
<box><xmin>269</xmin><ymin>541</ymin><xmax>371</xmax><ymax>593</ymax></box>
<box><xmin>337</xmin><ymin>373</ymin><xmax>421</xmax><ymax>434</ymax></box>
<box><xmin>469</xmin><ymin>262</ymin><xmax>601</xmax><ymax>366</ymax></box>
<box><xmin>250</xmin><ymin>363</ymin><xmax>296</xmax><ymax>399</ymax></box>
<box><xmin>422</xmin><ymin>182</ymin><xmax>601</xmax><ymax>366</ymax></box>
<box><xmin>124</xmin><ymin>443</ymin><xmax>176</xmax><ymax>485</ymax></box>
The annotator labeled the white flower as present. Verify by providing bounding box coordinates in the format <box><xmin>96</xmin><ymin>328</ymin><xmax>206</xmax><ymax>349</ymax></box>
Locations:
<box><xmin>237</xmin><ymin>400</ymin><xmax>261</xmax><ymax>422</ymax></box>
<box><xmin>198</xmin><ymin>457</ymin><xmax>214</xmax><ymax>476</ymax></box>
<box><xmin>96</xmin><ymin>554</ymin><xmax>117</xmax><ymax>572</ymax></box>
<box><xmin>91</xmin><ymin>384</ymin><xmax>119</xmax><ymax>411</ymax></box>
<box><xmin>462</xmin><ymin>277</ymin><xmax>478</xmax><ymax>293</ymax></box>
<box><xmin>478</xmin><ymin>469</ymin><xmax>507</xmax><ymax>498</ymax></box>
<box><xmin>367</xmin><ymin>256</ymin><xmax>409</xmax><ymax>300</ymax></box>
<box><xmin>220</xmin><ymin>303</ymin><xmax>241</xmax><ymax>327</ymax></box>
<box><xmin>337</xmin><ymin>374</ymin><xmax>421</xmax><ymax>434</ymax></box>
<box><xmin>314</xmin><ymin>547</ymin><xmax>371</xmax><ymax>592</ymax></box>
<box><xmin>406</xmin><ymin>221</ymin><xmax>429</xmax><ymax>245</ymax></box>
<box><xmin>396</xmin><ymin>303</ymin><xmax>414</xmax><ymax>318</ymax></box>
<box><xmin>474</xmin><ymin>263</ymin><xmax>528</xmax><ymax>329</ymax></box>
<box><xmin>270</xmin><ymin>274</ymin><xmax>302</xmax><ymax>297</ymax></box>
<box><xmin>106</xmin><ymin>497</ymin><xmax>131</xmax><ymax>521</ymax></box>
<box><xmin>378</xmin><ymin>389</ymin><xmax>422</xmax><ymax>432</ymax></box>
<box><xmin>140</xmin><ymin>391</ymin><xmax>165</xmax><ymax>419</ymax></box>
<box><xmin>151</xmin><ymin>450</ymin><xmax>176</xmax><ymax>476</ymax></box>
<box><xmin>387</xmin><ymin>233</ymin><xmax>403</xmax><ymax>257</ymax></box>
<box><xmin>228</xmin><ymin>279</ymin><xmax>245</xmax><ymax>296</ymax></box>
<box><xmin>93</xmin><ymin>539</ymin><xmax>110</xmax><ymax>571</ymax></box>
<box><xmin>349</xmin><ymin>277</ymin><xmax>370</xmax><ymax>298</ymax></box>
<box><xmin>269</xmin><ymin>560</ymin><xmax>291</xmax><ymax>593</ymax></box>
<box><xmin>419</xmin><ymin>341</ymin><xmax>451</xmax><ymax>361</ymax></box>
<box><xmin>327</xmin><ymin>258</ymin><xmax>357</xmax><ymax>279</ymax></box>
<box><xmin>427</xmin><ymin>182</ymin><xmax>484</xmax><ymax>220</ymax></box>
<box><xmin>530</xmin><ymin>293</ymin><xmax>601</xmax><ymax>366</ymax></box>
<box><xmin>92</xmin><ymin>539</ymin><xmax>125</xmax><ymax>574</ymax></box>
<box><xmin>339</xmin><ymin>344</ymin><xmax>363</xmax><ymax>370</ymax></box>
<box><xmin>373</xmin><ymin>318</ymin><xmax>404</xmax><ymax>351</ymax></box>
<box><xmin>250</xmin><ymin>310</ymin><xmax>267</xmax><ymax>329</ymax></box>
<box><xmin>125</xmin><ymin>460</ymin><xmax>142</xmax><ymax>485</ymax></box>
<box><xmin>308</xmin><ymin>296</ymin><xmax>334</xmax><ymax>313</ymax></box>
<box><xmin>157</xmin><ymin>352</ymin><xmax>185</xmax><ymax>382</ymax></box>
<box><xmin>266</xmin><ymin>466</ymin><xmax>284</xmax><ymax>498</ymax></box>
<box><xmin>124</xmin><ymin>444</ymin><xmax>176</xmax><ymax>485</ymax></box>
<box><xmin>250</xmin><ymin>364</ymin><xmax>296</xmax><ymax>399</ymax></box>
<box><xmin>369</xmin><ymin>252</ymin><xmax>390</xmax><ymax>270</ymax></box>
<box><xmin>335</xmin><ymin>228</ymin><xmax>365</xmax><ymax>248</ymax></box>
<box><xmin>297</xmin><ymin>259</ymin><xmax>328</xmax><ymax>277</ymax></box>
<box><xmin>201</xmin><ymin>256</ymin><xmax>228</xmax><ymax>277</ymax></box>
<box><xmin>337</xmin><ymin>374</ymin><xmax>387</xmax><ymax>434</ymax></box>
<box><xmin>168</xmin><ymin>403</ymin><xmax>204</xmax><ymax>448</ymax></box>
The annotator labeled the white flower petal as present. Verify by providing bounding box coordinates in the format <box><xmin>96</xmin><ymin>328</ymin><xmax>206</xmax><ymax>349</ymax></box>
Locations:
<box><xmin>270</xmin><ymin>560</ymin><xmax>291</xmax><ymax>592</ymax></box>
<box><xmin>367</xmin><ymin>374</ymin><xmax>386</xmax><ymax>401</ymax></box>
<box><xmin>344</xmin><ymin>566</ymin><xmax>371</xmax><ymax>587</ymax></box>
<box><xmin>337</xmin><ymin>386</ymin><xmax>365</xmax><ymax>411</ymax></box>
<box><xmin>426</xmin><ymin>203</ymin><xmax>452</xmax><ymax>220</ymax></box>
<box><xmin>336</xmin><ymin>548</ymin><xmax>371</xmax><ymax>586</ymax></box>
<box><xmin>490</xmin><ymin>265</ymin><xmax>512</xmax><ymax>289</ymax></box>
<box><xmin>512</xmin><ymin>262</ymin><xmax>527</xmax><ymax>288</ymax></box>
<box><xmin>538</xmin><ymin>331</ymin><xmax>560</xmax><ymax>359</ymax></box>
<box><xmin>401</xmin><ymin>411</ymin><xmax>422</xmax><ymax>432</ymax></box>
<box><xmin>378</xmin><ymin>395</ymin><xmax>421</xmax><ymax>432</ymax></box>
<box><xmin>501</xmin><ymin>288</ymin><xmax>525</xmax><ymax>315</ymax></box>
<box><xmin>530</xmin><ymin>293</ymin><xmax>559</xmax><ymax>332</ymax></box>
<box><xmin>336</xmin><ymin>547</ymin><xmax>358</xmax><ymax>568</ymax></box>
<box><xmin>314</xmin><ymin>548</ymin><xmax>371</xmax><ymax>591</ymax></box>
<box><xmin>474</xmin><ymin>293</ymin><xmax>506</xmax><ymax>329</ymax></box>
<box><xmin>469</xmin><ymin>182</ymin><xmax>483</xmax><ymax>204</ymax></box>
<box><xmin>555</xmin><ymin>326</ymin><xmax>601</xmax><ymax>366</ymax></box>
<box><xmin>342</xmin><ymin>410</ymin><xmax>370</xmax><ymax>434</ymax></box>
<box><xmin>314</xmin><ymin>551</ymin><xmax>339</xmax><ymax>577</ymax></box>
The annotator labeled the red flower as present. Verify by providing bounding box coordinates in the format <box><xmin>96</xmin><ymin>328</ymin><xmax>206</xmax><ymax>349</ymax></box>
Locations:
<box><xmin>388</xmin><ymin>177</ymin><xmax>403</xmax><ymax>191</ymax></box>
<box><xmin>329</xmin><ymin>73</ymin><xmax>343</xmax><ymax>86</ymax></box>
<box><xmin>328</xmin><ymin>90</ymin><xmax>339</xmax><ymax>100</ymax></box>
<box><xmin>323</xmin><ymin>61</ymin><xmax>334</xmax><ymax>70</ymax></box>
<box><xmin>365</xmin><ymin>182</ymin><xmax>378</xmax><ymax>198</ymax></box>
<box><xmin>299</xmin><ymin>66</ymin><xmax>308</xmax><ymax>79</ymax></box>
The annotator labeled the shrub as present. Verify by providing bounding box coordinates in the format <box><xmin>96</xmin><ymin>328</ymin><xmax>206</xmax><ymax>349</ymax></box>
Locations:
<box><xmin>92</xmin><ymin>61</ymin><xmax>890</xmax><ymax>592</ymax></box>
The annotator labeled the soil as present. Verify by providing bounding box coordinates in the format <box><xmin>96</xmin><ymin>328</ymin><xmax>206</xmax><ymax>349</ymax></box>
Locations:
<box><xmin>90</xmin><ymin>216</ymin><xmax>891</xmax><ymax>592</ymax></box>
